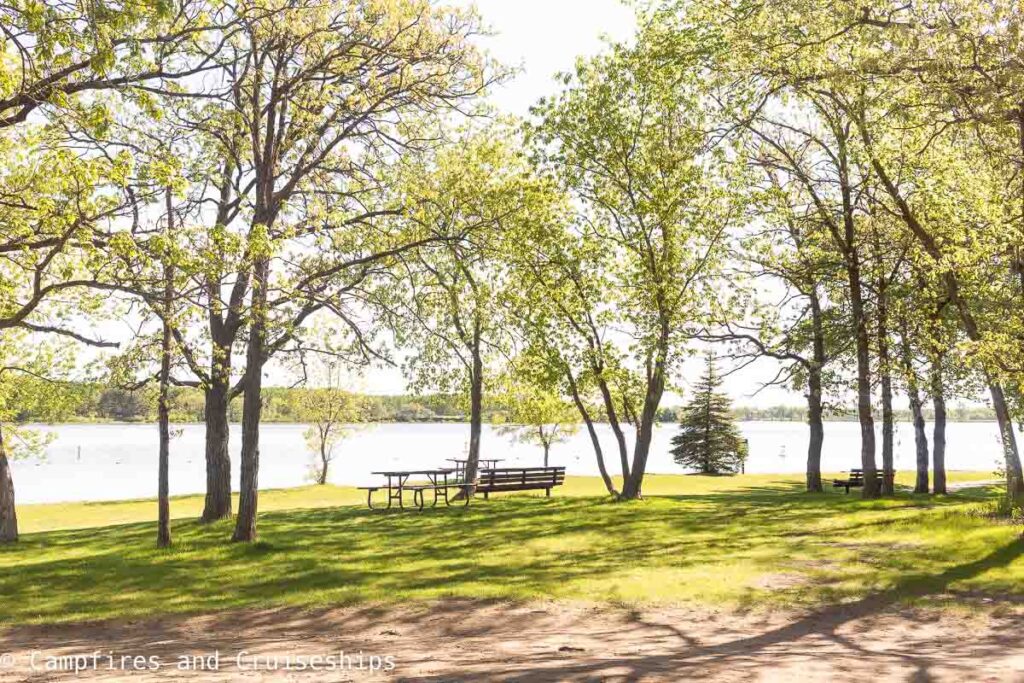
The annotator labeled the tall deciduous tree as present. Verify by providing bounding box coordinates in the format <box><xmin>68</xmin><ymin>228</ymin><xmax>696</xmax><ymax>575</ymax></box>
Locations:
<box><xmin>0</xmin><ymin>335</ymin><xmax>78</xmax><ymax>543</ymax></box>
<box><xmin>525</xmin><ymin>27</ymin><xmax>738</xmax><ymax>500</ymax></box>
<box><xmin>496</xmin><ymin>376</ymin><xmax>579</xmax><ymax>468</ymax></box>
<box><xmin>213</xmin><ymin>0</ymin><xmax>490</xmax><ymax>540</ymax></box>
<box><xmin>301</xmin><ymin>361</ymin><xmax>366</xmax><ymax>486</ymax></box>
<box><xmin>385</xmin><ymin>131</ymin><xmax>551</xmax><ymax>494</ymax></box>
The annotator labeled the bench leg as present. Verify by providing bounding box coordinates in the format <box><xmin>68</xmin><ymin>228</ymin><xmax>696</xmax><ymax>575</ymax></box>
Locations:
<box><xmin>414</xmin><ymin>490</ymin><xmax>425</xmax><ymax>511</ymax></box>
<box><xmin>546</xmin><ymin>488</ymin><xmax>551</xmax><ymax>498</ymax></box>
<box><xmin>484</xmin><ymin>491</ymin><xmax>489</xmax><ymax>500</ymax></box>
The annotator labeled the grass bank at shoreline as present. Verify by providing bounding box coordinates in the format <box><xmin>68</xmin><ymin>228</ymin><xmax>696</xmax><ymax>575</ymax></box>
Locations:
<box><xmin>0</xmin><ymin>472</ymin><xmax>1017</xmax><ymax>627</ymax></box>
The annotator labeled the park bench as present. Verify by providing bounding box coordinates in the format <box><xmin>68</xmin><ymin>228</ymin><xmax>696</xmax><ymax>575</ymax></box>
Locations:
<box><xmin>833</xmin><ymin>468</ymin><xmax>895</xmax><ymax>494</ymax></box>
<box><xmin>473</xmin><ymin>466</ymin><xmax>566</xmax><ymax>499</ymax></box>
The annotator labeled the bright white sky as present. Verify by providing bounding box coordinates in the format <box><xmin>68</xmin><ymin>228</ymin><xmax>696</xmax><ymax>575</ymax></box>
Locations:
<box><xmin>462</xmin><ymin>0</ymin><xmax>637</xmax><ymax>115</ymax></box>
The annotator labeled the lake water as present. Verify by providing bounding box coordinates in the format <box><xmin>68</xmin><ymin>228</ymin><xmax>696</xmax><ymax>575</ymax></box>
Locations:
<box><xmin>8</xmin><ymin>421</ymin><xmax>1010</xmax><ymax>504</ymax></box>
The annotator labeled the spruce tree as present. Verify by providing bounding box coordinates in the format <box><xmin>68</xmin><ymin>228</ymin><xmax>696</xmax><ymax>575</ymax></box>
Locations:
<box><xmin>670</xmin><ymin>354</ymin><xmax>748</xmax><ymax>475</ymax></box>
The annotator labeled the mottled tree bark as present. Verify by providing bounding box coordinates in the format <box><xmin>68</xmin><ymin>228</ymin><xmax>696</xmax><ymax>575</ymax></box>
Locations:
<box><xmin>989</xmin><ymin>382</ymin><xmax>1024</xmax><ymax>502</ymax></box>
<box><xmin>850</xmin><ymin>268</ymin><xmax>879</xmax><ymax>498</ymax></box>
<box><xmin>805</xmin><ymin>288</ymin><xmax>826</xmax><ymax>493</ymax></box>
<box><xmin>621</xmin><ymin>343</ymin><xmax>668</xmax><ymax>500</ymax></box>
<box><xmin>157</xmin><ymin>189</ymin><xmax>173</xmax><ymax>549</ymax></box>
<box><xmin>0</xmin><ymin>426</ymin><xmax>17</xmax><ymax>544</ymax></box>
<box><xmin>568</xmin><ymin>371</ymin><xmax>617</xmax><ymax>497</ymax></box>
<box><xmin>201</xmin><ymin>372</ymin><xmax>233</xmax><ymax>522</ymax></box>
<box><xmin>876</xmin><ymin>290</ymin><xmax>895</xmax><ymax>496</ymax></box>
<box><xmin>464</xmin><ymin>345</ymin><xmax>484</xmax><ymax>489</ymax></box>
<box><xmin>899</xmin><ymin>321</ymin><xmax>929</xmax><ymax>494</ymax></box>
<box><xmin>806</xmin><ymin>371</ymin><xmax>825</xmax><ymax>493</ymax></box>
<box><xmin>200</xmin><ymin>161</ymin><xmax>239</xmax><ymax>524</ymax></box>
<box><xmin>931</xmin><ymin>362</ymin><xmax>947</xmax><ymax>495</ymax></box>
<box><xmin>232</xmin><ymin>255</ymin><xmax>269</xmax><ymax>543</ymax></box>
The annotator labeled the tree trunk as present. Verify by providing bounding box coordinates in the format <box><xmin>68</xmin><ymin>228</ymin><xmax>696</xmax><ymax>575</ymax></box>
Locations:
<box><xmin>567</xmin><ymin>370</ymin><xmax>617</xmax><ymax>497</ymax></box>
<box><xmin>850</xmin><ymin>268</ymin><xmax>879</xmax><ymax>498</ymax></box>
<box><xmin>543</xmin><ymin>442</ymin><xmax>550</xmax><ymax>468</ymax></box>
<box><xmin>595</xmin><ymin>379</ymin><xmax>631</xmax><ymax>482</ymax></box>
<box><xmin>877</xmin><ymin>293</ymin><xmax>895</xmax><ymax>495</ymax></box>
<box><xmin>931</xmin><ymin>362</ymin><xmax>947</xmax><ymax>495</ymax></box>
<box><xmin>806</xmin><ymin>371</ymin><xmax>825</xmax><ymax>494</ymax></box>
<box><xmin>621</xmin><ymin>354</ymin><xmax>667</xmax><ymax>500</ymax></box>
<box><xmin>201</xmin><ymin>366</ymin><xmax>233</xmax><ymax>522</ymax></box>
<box><xmin>899</xmin><ymin>323</ymin><xmax>929</xmax><ymax>494</ymax></box>
<box><xmin>318</xmin><ymin>440</ymin><xmax>329</xmax><ymax>485</ymax></box>
<box><xmin>805</xmin><ymin>288</ymin><xmax>826</xmax><ymax>493</ymax></box>
<box><xmin>452</xmin><ymin>337</ymin><xmax>484</xmax><ymax>502</ymax></box>
<box><xmin>989</xmin><ymin>382</ymin><xmax>1024</xmax><ymax>503</ymax></box>
<box><xmin>466</xmin><ymin>346</ymin><xmax>484</xmax><ymax>484</ymax></box>
<box><xmin>157</xmin><ymin>200</ymin><xmax>173</xmax><ymax>548</ymax></box>
<box><xmin>232</xmin><ymin>256</ymin><xmax>269</xmax><ymax>543</ymax></box>
<box><xmin>0</xmin><ymin>426</ymin><xmax>17</xmax><ymax>544</ymax></box>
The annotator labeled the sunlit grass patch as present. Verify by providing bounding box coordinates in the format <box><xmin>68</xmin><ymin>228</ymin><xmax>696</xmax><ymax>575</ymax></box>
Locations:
<box><xmin>0</xmin><ymin>473</ymin><xmax>1020</xmax><ymax>626</ymax></box>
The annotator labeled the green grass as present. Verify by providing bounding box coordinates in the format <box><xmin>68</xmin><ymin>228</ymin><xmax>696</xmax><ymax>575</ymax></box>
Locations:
<box><xmin>0</xmin><ymin>471</ymin><xmax>1018</xmax><ymax>626</ymax></box>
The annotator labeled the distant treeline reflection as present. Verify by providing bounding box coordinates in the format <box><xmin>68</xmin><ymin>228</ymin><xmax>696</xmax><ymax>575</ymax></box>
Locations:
<box><xmin>13</xmin><ymin>384</ymin><xmax>999</xmax><ymax>425</ymax></box>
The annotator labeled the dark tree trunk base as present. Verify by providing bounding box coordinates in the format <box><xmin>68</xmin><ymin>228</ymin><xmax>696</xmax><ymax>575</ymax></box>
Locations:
<box><xmin>0</xmin><ymin>446</ymin><xmax>18</xmax><ymax>544</ymax></box>
<box><xmin>202</xmin><ymin>383</ymin><xmax>233</xmax><ymax>523</ymax></box>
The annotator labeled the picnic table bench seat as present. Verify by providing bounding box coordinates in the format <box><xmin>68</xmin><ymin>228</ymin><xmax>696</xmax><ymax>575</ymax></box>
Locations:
<box><xmin>473</xmin><ymin>466</ymin><xmax>566</xmax><ymax>499</ymax></box>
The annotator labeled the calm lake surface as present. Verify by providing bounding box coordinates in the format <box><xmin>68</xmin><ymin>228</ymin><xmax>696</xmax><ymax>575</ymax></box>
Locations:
<box><xmin>10</xmin><ymin>421</ymin><xmax>1009</xmax><ymax>504</ymax></box>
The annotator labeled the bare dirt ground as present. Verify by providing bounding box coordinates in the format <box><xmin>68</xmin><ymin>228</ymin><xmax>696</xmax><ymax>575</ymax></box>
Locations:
<box><xmin>1</xmin><ymin>599</ymin><xmax>1023</xmax><ymax>682</ymax></box>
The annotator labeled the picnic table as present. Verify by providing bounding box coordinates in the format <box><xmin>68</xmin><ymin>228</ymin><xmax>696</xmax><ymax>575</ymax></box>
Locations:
<box><xmin>359</xmin><ymin>463</ymin><xmax>567</xmax><ymax>511</ymax></box>
<box><xmin>360</xmin><ymin>469</ymin><xmax>464</xmax><ymax>510</ymax></box>
<box><xmin>446</xmin><ymin>458</ymin><xmax>503</xmax><ymax>479</ymax></box>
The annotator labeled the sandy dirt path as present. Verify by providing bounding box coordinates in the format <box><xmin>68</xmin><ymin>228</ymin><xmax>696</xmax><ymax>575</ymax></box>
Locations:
<box><xmin>1</xmin><ymin>599</ymin><xmax>1022</xmax><ymax>682</ymax></box>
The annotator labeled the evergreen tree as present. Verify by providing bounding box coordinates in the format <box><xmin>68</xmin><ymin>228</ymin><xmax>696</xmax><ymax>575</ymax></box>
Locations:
<box><xmin>671</xmin><ymin>354</ymin><xmax>748</xmax><ymax>475</ymax></box>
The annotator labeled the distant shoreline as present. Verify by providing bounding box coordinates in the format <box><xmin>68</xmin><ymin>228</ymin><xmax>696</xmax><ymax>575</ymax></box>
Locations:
<box><xmin>30</xmin><ymin>418</ymin><xmax>1003</xmax><ymax>427</ymax></box>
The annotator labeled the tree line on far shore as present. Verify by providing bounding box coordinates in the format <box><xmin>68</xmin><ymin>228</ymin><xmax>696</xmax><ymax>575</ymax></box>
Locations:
<box><xmin>10</xmin><ymin>382</ymin><xmax>1000</xmax><ymax>426</ymax></box>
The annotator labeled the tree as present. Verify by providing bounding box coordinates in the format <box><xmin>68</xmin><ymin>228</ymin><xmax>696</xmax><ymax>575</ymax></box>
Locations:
<box><xmin>385</xmin><ymin>130</ymin><xmax>553</xmax><ymax>495</ymax></box>
<box><xmin>670</xmin><ymin>353</ymin><xmax>747</xmax><ymax>475</ymax></box>
<box><xmin>0</xmin><ymin>0</ymin><xmax>228</xmax><ymax>130</ymax></box>
<box><xmin>0</xmin><ymin>334</ymin><xmax>78</xmax><ymax>543</ymax></box>
<box><xmin>156</xmin><ymin>189</ymin><xmax>176</xmax><ymax>548</ymax></box>
<box><xmin>496</xmin><ymin>379</ymin><xmax>579</xmax><ymax>468</ymax></box>
<box><xmin>219</xmin><ymin>0</ymin><xmax>490</xmax><ymax>541</ymax></box>
<box><xmin>301</xmin><ymin>362</ymin><xmax>366</xmax><ymax>486</ymax></box>
<box><xmin>524</xmin><ymin>26</ymin><xmax>739</xmax><ymax>499</ymax></box>
<box><xmin>714</xmin><ymin>162</ymin><xmax>848</xmax><ymax>492</ymax></box>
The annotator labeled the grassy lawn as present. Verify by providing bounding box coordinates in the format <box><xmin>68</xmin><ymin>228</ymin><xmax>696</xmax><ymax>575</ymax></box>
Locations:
<box><xmin>0</xmin><ymin>471</ymin><xmax>1018</xmax><ymax>626</ymax></box>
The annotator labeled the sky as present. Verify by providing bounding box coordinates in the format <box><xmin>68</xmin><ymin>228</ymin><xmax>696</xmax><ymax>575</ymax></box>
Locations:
<box><xmin>459</xmin><ymin>0</ymin><xmax>637</xmax><ymax>115</ymax></box>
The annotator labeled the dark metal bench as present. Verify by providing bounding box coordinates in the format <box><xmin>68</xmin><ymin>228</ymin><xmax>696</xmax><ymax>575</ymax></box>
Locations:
<box><xmin>833</xmin><ymin>468</ymin><xmax>894</xmax><ymax>494</ymax></box>
<box><xmin>473</xmin><ymin>466</ymin><xmax>566</xmax><ymax>499</ymax></box>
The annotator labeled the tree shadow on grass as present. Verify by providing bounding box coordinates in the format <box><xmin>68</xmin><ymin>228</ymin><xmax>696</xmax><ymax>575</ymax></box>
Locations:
<box><xmin>0</xmin><ymin>485</ymin><xmax>1014</xmax><ymax>628</ymax></box>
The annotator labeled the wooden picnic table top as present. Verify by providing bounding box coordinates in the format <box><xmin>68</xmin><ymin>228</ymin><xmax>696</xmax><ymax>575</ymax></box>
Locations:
<box><xmin>371</xmin><ymin>469</ymin><xmax>456</xmax><ymax>477</ymax></box>
<box><xmin>446</xmin><ymin>458</ymin><xmax>504</xmax><ymax>463</ymax></box>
